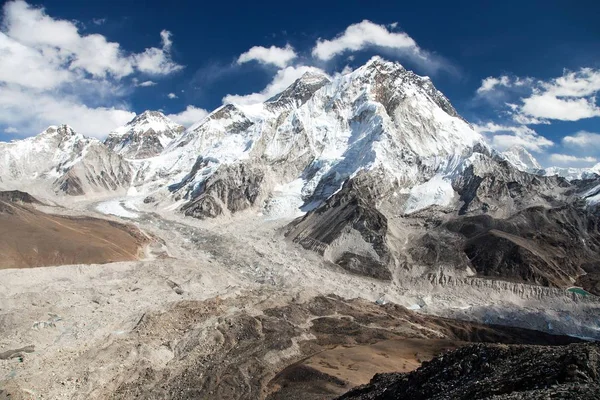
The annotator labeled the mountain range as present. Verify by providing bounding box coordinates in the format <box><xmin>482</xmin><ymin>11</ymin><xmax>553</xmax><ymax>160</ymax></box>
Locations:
<box><xmin>1</xmin><ymin>56</ymin><xmax>600</xmax><ymax>294</ymax></box>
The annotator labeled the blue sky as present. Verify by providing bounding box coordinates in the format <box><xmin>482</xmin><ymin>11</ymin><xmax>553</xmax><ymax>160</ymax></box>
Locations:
<box><xmin>0</xmin><ymin>0</ymin><xmax>598</xmax><ymax>167</ymax></box>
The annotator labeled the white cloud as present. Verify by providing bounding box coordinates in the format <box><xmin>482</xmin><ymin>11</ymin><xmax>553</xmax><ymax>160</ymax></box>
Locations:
<box><xmin>474</xmin><ymin>122</ymin><xmax>553</xmax><ymax>152</ymax></box>
<box><xmin>132</xmin><ymin>29</ymin><xmax>183</xmax><ymax>75</ymax></box>
<box><xmin>543</xmin><ymin>68</ymin><xmax>600</xmax><ymax>97</ymax></box>
<box><xmin>312</xmin><ymin>20</ymin><xmax>427</xmax><ymax>64</ymax></box>
<box><xmin>0</xmin><ymin>1</ymin><xmax>182</xmax><ymax>84</ymax></box>
<box><xmin>136</xmin><ymin>80</ymin><xmax>156</xmax><ymax>87</ymax></box>
<box><xmin>167</xmin><ymin>92</ymin><xmax>178</xmax><ymax>99</ymax></box>
<box><xmin>0</xmin><ymin>84</ymin><xmax>134</xmax><ymax>138</ymax></box>
<box><xmin>521</xmin><ymin>94</ymin><xmax>600</xmax><ymax>121</ymax></box>
<box><xmin>0</xmin><ymin>1</ymin><xmax>183</xmax><ymax>138</ymax></box>
<box><xmin>563</xmin><ymin>131</ymin><xmax>600</xmax><ymax>147</ymax></box>
<box><xmin>92</xmin><ymin>18</ymin><xmax>106</xmax><ymax>26</ymax></box>
<box><xmin>477</xmin><ymin>75</ymin><xmax>511</xmax><ymax>94</ymax></box>
<box><xmin>4</xmin><ymin>126</ymin><xmax>18</xmax><ymax>133</ymax></box>
<box><xmin>388</xmin><ymin>22</ymin><xmax>398</xmax><ymax>29</ymax></box>
<box><xmin>237</xmin><ymin>44</ymin><xmax>297</xmax><ymax>68</ymax></box>
<box><xmin>475</xmin><ymin>68</ymin><xmax>600</xmax><ymax>123</ymax></box>
<box><xmin>167</xmin><ymin>105</ymin><xmax>209</xmax><ymax>127</ymax></box>
<box><xmin>223</xmin><ymin>65</ymin><xmax>328</xmax><ymax>105</ymax></box>
<box><xmin>549</xmin><ymin>153</ymin><xmax>597</xmax><ymax>164</ymax></box>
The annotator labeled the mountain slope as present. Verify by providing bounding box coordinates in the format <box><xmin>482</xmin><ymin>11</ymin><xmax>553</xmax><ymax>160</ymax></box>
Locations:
<box><xmin>0</xmin><ymin>125</ymin><xmax>131</xmax><ymax>196</ymax></box>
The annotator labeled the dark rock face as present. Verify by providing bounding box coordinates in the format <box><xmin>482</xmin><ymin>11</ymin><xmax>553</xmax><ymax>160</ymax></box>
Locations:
<box><xmin>286</xmin><ymin>177</ymin><xmax>392</xmax><ymax>280</ymax></box>
<box><xmin>337</xmin><ymin>342</ymin><xmax>600</xmax><ymax>400</ymax></box>
<box><xmin>453</xmin><ymin>159</ymin><xmax>568</xmax><ymax>216</ymax></box>
<box><xmin>411</xmin><ymin>205</ymin><xmax>600</xmax><ymax>291</ymax></box>
<box><xmin>0</xmin><ymin>190</ymin><xmax>39</xmax><ymax>204</ymax></box>
<box><xmin>182</xmin><ymin>163</ymin><xmax>265</xmax><ymax>219</ymax></box>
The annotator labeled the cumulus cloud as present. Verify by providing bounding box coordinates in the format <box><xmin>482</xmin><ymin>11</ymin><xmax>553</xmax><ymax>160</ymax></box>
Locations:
<box><xmin>474</xmin><ymin>122</ymin><xmax>553</xmax><ymax>152</ymax></box>
<box><xmin>563</xmin><ymin>131</ymin><xmax>600</xmax><ymax>147</ymax></box>
<box><xmin>0</xmin><ymin>84</ymin><xmax>134</xmax><ymax>138</ymax></box>
<box><xmin>312</xmin><ymin>20</ymin><xmax>432</xmax><ymax>67</ymax></box>
<box><xmin>549</xmin><ymin>153</ymin><xmax>597</xmax><ymax>165</ymax></box>
<box><xmin>237</xmin><ymin>44</ymin><xmax>297</xmax><ymax>68</ymax></box>
<box><xmin>223</xmin><ymin>65</ymin><xmax>328</xmax><ymax>105</ymax></box>
<box><xmin>167</xmin><ymin>105</ymin><xmax>209</xmax><ymax>127</ymax></box>
<box><xmin>167</xmin><ymin>92</ymin><xmax>178</xmax><ymax>99</ymax></box>
<box><xmin>475</xmin><ymin>68</ymin><xmax>600</xmax><ymax>123</ymax></box>
<box><xmin>133</xmin><ymin>29</ymin><xmax>183</xmax><ymax>75</ymax></box>
<box><xmin>477</xmin><ymin>76</ymin><xmax>511</xmax><ymax>94</ymax></box>
<box><xmin>0</xmin><ymin>0</ymin><xmax>183</xmax><ymax>137</ymax></box>
<box><xmin>521</xmin><ymin>94</ymin><xmax>600</xmax><ymax>121</ymax></box>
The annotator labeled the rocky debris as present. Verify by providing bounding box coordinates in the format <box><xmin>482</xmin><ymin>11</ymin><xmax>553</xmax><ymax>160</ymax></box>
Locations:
<box><xmin>0</xmin><ymin>345</ymin><xmax>34</xmax><ymax>361</ymax></box>
<box><xmin>337</xmin><ymin>342</ymin><xmax>600</xmax><ymax>400</ymax></box>
<box><xmin>181</xmin><ymin>162</ymin><xmax>267</xmax><ymax>219</ymax></box>
<box><xmin>45</xmin><ymin>294</ymin><xmax>579</xmax><ymax>400</ymax></box>
<box><xmin>166</xmin><ymin>279</ymin><xmax>184</xmax><ymax>295</ymax></box>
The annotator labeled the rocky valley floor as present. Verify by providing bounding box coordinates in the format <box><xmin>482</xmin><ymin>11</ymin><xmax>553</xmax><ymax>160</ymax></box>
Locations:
<box><xmin>1</xmin><ymin>195</ymin><xmax>599</xmax><ymax>399</ymax></box>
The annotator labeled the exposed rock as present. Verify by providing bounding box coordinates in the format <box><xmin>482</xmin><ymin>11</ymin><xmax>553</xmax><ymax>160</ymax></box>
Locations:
<box><xmin>337</xmin><ymin>342</ymin><xmax>600</xmax><ymax>400</ymax></box>
<box><xmin>58</xmin><ymin>295</ymin><xmax>582</xmax><ymax>400</ymax></box>
<box><xmin>181</xmin><ymin>162</ymin><xmax>267</xmax><ymax>219</ymax></box>
<box><xmin>286</xmin><ymin>175</ymin><xmax>392</xmax><ymax>280</ymax></box>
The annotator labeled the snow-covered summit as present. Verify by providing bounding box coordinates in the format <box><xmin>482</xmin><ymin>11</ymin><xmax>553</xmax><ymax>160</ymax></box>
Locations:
<box><xmin>500</xmin><ymin>146</ymin><xmax>542</xmax><ymax>172</ymax></box>
<box><xmin>543</xmin><ymin>164</ymin><xmax>600</xmax><ymax>181</ymax></box>
<box><xmin>104</xmin><ymin>111</ymin><xmax>184</xmax><ymax>159</ymax></box>
<box><xmin>266</xmin><ymin>71</ymin><xmax>331</xmax><ymax>109</ymax></box>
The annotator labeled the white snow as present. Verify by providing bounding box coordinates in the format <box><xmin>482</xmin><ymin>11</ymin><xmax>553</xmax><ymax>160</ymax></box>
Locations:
<box><xmin>96</xmin><ymin>199</ymin><xmax>139</xmax><ymax>219</ymax></box>
<box><xmin>264</xmin><ymin>178</ymin><xmax>306</xmax><ymax>219</ymax></box>
<box><xmin>501</xmin><ymin>146</ymin><xmax>542</xmax><ymax>172</ymax></box>
<box><xmin>403</xmin><ymin>175</ymin><xmax>456</xmax><ymax>214</ymax></box>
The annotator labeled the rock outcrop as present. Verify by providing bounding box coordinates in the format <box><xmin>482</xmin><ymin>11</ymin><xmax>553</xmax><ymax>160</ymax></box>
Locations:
<box><xmin>338</xmin><ymin>342</ymin><xmax>600</xmax><ymax>400</ymax></box>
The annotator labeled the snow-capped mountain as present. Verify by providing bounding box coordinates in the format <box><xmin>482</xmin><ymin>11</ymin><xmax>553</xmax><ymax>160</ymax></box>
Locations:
<box><xmin>0</xmin><ymin>125</ymin><xmax>131</xmax><ymax>196</ymax></box>
<box><xmin>1</xmin><ymin>57</ymin><xmax>598</xmax><ymax>295</ymax></box>
<box><xmin>0</xmin><ymin>125</ymin><xmax>88</xmax><ymax>183</ymax></box>
<box><xmin>136</xmin><ymin>57</ymin><xmax>486</xmax><ymax>218</ymax></box>
<box><xmin>543</xmin><ymin>164</ymin><xmax>600</xmax><ymax>181</ymax></box>
<box><xmin>500</xmin><ymin>146</ymin><xmax>542</xmax><ymax>172</ymax></box>
<box><xmin>104</xmin><ymin>111</ymin><xmax>184</xmax><ymax>159</ymax></box>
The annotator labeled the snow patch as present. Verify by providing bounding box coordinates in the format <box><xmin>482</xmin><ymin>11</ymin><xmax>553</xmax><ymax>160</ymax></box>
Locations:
<box><xmin>403</xmin><ymin>175</ymin><xmax>455</xmax><ymax>214</ymax></box>
<box><xmin>96</xmin><ymin>199</ymin><xmax>139</xmax><ymax>219</ymax></box>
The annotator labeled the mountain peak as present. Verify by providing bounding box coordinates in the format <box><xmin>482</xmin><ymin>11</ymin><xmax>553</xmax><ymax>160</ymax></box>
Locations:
<box><xmin>501</xmin><ymin>145</ymin><xmax>542</xmax><ymax>172</ymax></box>
<box><xmin>105</xmin><ymin>110</ymin><xmax>184</xmax><ymax>159</ymax></box>
<box><xmin>127</xmin><ymin>110</ymin><xmax>171</xmax><ymax>126</ymax></box>
<box><xmin>266</xmin><ymin>70</ymin><xmax>330</xmax><ymax>107</ymax></box>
